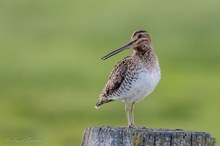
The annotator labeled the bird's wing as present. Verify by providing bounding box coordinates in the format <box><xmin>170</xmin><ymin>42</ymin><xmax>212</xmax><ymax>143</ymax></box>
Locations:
<box><xmin>100</xmin><ymin>56</ymin><xmax>130</xmax><ymax>98</ymax></box>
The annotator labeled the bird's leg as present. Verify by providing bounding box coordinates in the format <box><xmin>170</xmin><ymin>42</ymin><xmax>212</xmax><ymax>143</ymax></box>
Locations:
<box><xmin>130</xmin><ymin>102</ymin><xmax>135</xmax><ymax>126</ymax></box>
<box><xmin>125</xmin><ymin>103</ymin><xmax>131</xmax><ymax>126</ymax></box>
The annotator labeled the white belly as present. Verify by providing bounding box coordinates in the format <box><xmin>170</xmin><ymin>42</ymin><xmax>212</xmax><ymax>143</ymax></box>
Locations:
<box><xmin>117</xmin><ymin>70</ymin><xmax>160</xmax><ymax>103</ymax></box>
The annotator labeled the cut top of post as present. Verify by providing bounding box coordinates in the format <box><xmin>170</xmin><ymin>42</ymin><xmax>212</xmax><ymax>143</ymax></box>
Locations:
<box><xmin>81</xmin><ymin>126</ymin><xmax>216</xmax><ymax>146</ymax></box>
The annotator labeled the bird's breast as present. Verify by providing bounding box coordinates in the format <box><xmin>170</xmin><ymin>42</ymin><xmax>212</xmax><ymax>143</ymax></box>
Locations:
<box><xmin>113</xmin><ymin>68</ymin><xmax>160</xmax><ymax>103</ymax></box>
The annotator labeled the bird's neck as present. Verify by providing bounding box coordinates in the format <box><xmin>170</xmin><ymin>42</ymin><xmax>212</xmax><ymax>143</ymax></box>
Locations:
<box><xmin>133</xmin><ymin>45</ymin><xmax>158</xmax><ymax>63</ymax></box>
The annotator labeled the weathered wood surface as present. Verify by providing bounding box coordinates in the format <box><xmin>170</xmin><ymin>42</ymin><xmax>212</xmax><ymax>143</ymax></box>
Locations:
<box><xmin>81</xmin><ymin>126</ymin><xmax>215</xmax><ymax>146</ymax></box>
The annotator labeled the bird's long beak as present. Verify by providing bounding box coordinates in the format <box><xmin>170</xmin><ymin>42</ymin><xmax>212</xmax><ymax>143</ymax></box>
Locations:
<box><xmin>101</xmin><ymin>41</ymin><xmax>134</xmax><ymax>60</ymax></box>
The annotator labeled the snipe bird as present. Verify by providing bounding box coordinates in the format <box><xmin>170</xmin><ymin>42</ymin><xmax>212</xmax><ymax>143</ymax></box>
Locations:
<box><xmin>95</xmin><ymin>30</ymin><xmax>161</xmax><ymax>127</ymax></box>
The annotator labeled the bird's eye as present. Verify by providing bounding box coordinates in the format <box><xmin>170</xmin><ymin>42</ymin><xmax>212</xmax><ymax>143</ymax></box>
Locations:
<box><xmin>138</xmin><ymin>34</ymin><xmax>142</xmax><ymax>38</ymax></box>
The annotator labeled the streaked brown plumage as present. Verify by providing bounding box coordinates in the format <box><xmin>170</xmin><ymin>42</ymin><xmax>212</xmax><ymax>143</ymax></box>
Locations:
<box><xmin>95</xmin><ymin>30</ymin><xmax>161</xmax><ymax>126</ymax></box>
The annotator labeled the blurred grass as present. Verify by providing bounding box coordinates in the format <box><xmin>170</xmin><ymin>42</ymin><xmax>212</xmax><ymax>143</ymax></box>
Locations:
<box><xmin>0</xmin><ymin>0</ymin><xmax>220</xmax><ymax>145</ymax></box>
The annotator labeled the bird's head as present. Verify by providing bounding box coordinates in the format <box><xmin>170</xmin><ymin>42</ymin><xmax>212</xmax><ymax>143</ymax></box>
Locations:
<box><xmin>101</xmin><ymin>30</ymin><xmax>152</xmax><ymax>60</ymax></box>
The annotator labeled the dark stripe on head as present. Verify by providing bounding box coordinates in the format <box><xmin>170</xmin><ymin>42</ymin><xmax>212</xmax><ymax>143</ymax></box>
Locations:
<box><xmin>132</xmin><ymin>30</ymin><xmax>147</xmax><ymax>37</ymax></box>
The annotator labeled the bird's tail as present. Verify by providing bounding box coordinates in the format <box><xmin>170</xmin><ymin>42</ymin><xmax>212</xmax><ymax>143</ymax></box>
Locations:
<box><xmin>95</xmin><ymin>97</ymin><xmax>113</xmax><ymax>109</ymax></box>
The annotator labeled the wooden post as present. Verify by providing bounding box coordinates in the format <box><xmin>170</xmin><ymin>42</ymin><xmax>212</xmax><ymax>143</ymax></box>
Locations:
<box><xmin>81</xmin><ymin>126</ymin><xmax>215</xmax><ymax>146</ymax></box>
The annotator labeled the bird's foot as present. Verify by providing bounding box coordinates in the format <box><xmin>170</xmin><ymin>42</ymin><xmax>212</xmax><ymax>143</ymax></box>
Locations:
<box><xmin>128</xmin><ymin>124</ymin><xmax>135</xmax><ymax>128</ymax></box>
<box><xmin>128</xmin><ymin>125</ymin><xmax>145</xmax><ymax>129</ymax></box>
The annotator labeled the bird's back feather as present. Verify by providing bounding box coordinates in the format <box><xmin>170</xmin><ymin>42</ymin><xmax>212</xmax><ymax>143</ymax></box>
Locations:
<box><xmin>95</xmin><ymin>56</ymin><xmax>130</xmax><ymax>108</ymax></box>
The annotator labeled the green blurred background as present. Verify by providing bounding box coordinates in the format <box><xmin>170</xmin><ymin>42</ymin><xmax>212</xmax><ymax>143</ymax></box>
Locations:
<box><xmin>0</xmin><ymin>0</ymin><xmax>220</xmax><ymax>145</ymax></box>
